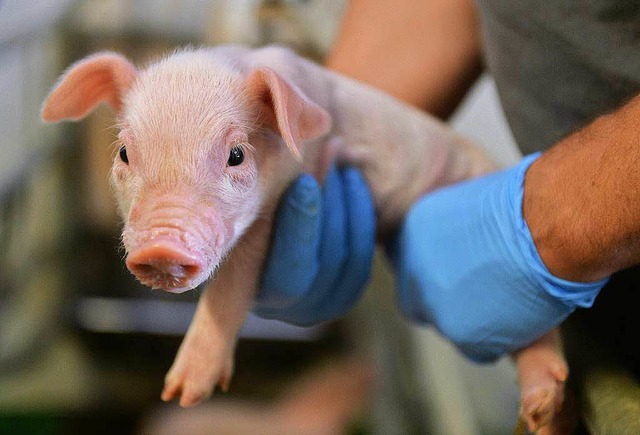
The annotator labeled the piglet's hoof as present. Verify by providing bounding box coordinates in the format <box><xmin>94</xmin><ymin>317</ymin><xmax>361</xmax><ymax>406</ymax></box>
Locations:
<box><xmin>515</xmin><ymin>333</ymin><xmax>568</xmax><ymax>434</ymax></box>
<box><xmin>161</xmin><ymin>333</ymin><xmax>235</xmax><ymax>408</ymax></box>
<box><xmin>519</xmin><ymin>368</ymin><xmax>566</xmax><ymax>434</ymax></box>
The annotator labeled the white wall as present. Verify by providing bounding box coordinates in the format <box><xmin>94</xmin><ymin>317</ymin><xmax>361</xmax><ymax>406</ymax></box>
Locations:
<box><xmin>0</xmin><ymin>0</ymin><xmax>74</xmax><ymax>190</ymax></box>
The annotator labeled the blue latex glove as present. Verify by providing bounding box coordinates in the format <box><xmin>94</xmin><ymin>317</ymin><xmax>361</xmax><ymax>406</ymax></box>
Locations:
<box><xmin>388</xmin><ymin>152</ymin><xmax>609</xmax><ymax>362</ymax></box>
<box><xmin>254</xmin><ymin>165</ymin><xmax>376</xmax><ymax>325</ymax></box>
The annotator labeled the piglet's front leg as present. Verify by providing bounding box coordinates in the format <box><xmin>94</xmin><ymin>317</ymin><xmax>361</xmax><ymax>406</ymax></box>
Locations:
<box><xmin>161</xmin><ymin>287</ymin><xmax>236</xmax><ymax>407</ymax></box>
<box><xmin>161</xmin><ymin>216</ymin><xmax>274</xmax><ymax>408</ymax></box>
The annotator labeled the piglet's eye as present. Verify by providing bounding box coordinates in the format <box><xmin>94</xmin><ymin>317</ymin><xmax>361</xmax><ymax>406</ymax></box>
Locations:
<box><xmin>227</xmin><ymin>146</ymin><xmax>245</xmax><ymax>167</ymax></box>
<box><xmin>119</xmin><ymin>146</ymin><xmax>129</xmax><ymax>164</ymax></box>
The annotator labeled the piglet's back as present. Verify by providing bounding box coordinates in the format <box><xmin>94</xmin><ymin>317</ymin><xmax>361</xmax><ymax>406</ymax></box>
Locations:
<box><xmin>244</xmin><ymin>45</ymin><xmax>496</xmax><ymax>232</ymax></box>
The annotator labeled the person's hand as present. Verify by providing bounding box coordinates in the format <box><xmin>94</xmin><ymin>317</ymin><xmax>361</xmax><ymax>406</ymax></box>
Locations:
<box><xmin>387</xmin><ymin>153</ymin><xmax>609</xmax><ymax>362</ymax></box>
<box><xmin>254</xmin><ymin>166</ymin><xmax>376</xmax><ymax>325</ymax></box>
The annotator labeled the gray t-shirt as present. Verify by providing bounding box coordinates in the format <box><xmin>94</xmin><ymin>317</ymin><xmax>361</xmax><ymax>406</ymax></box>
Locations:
<box><xmin>477</xmin><ymin>0</ymin><xmax>640</xmax><ymax>154</ymax></box>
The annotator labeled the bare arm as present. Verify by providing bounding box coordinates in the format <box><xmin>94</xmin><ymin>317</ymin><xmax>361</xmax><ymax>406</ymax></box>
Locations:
<box><xmin>524</xmin><ymin>94</ymin><xmax>640</xmax><ymax>282</ymax></box>
<box><xmin>326</xmin><ymin>0</ymin><xmax>483</xmax><ymax>118</ymax></box>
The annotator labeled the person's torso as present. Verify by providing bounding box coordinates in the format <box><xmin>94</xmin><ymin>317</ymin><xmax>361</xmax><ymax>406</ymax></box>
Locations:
<box><xmin>477</xmin><ymin>0</ymin><xmax>640</xmax><ymax>154</ymax></box>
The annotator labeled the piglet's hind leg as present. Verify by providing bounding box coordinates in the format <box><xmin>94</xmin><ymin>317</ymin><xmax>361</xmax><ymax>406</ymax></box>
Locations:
<box><xmin>514</xmin><ymin>329</ymin><xmax>568</xmax><ymax>434</ymax></box>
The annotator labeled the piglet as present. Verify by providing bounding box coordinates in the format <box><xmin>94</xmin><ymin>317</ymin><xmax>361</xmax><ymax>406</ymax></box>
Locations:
<box><xmin>42</xmin><ymin>45</ymin><xmax>566</xmax><ymax>431</ymax></box>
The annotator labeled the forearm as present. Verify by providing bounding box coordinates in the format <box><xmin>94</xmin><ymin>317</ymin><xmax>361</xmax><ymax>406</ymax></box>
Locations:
<box><xmin>524</xmin><ymin>94</ymin><xmax>640</xmax><ymax>282</ymax></box>
<box><xmin>326</xmin><ymin>0</ymin><xmax>483</xmax><ymax>118</ymax></box>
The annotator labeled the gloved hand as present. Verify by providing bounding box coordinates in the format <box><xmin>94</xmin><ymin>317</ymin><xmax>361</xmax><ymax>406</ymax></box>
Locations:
<box><xmin>387</xmin><ymin>152</ymin><xmax>609</xmax><ymax>362</ymax></box>
<box><xmin>254</xmin><ymin>165</ymin><xmax>376</xmax><ymax>325</ymax></box>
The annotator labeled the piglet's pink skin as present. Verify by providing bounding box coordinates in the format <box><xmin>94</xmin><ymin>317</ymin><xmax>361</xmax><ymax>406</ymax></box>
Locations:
<box><xmin>42</xmin><ymin>45</ymin><xmax>567</xmax><ymax>426</ymax></box>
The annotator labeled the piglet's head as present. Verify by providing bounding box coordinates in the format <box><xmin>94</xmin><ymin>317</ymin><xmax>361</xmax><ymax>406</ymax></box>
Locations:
<box><xmin>42</xmin><ymin>49</ymin><xmax>330</xmax><ymax>293</ymax></box>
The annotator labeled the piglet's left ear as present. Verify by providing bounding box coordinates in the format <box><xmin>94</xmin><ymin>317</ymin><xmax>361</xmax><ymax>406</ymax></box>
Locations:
<box><xmin>245</xmin><ymin>67</ymin><xmax>331</xmax><ymax>161</ymax></box>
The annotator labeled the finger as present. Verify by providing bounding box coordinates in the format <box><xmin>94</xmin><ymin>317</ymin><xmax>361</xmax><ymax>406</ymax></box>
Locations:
<box><xmin>279</xmin><ymin>165</ymin><xmax>349</xmax><ymax>325</ymax></box>
<box><xmin>319</xmin><ymin>167</ymin><xmax>375</xmax><ymax>319</ymax></box>
<box><xmin>315</xmin><ymin>165</ymin><xmax>349</xmax><ymax>280</ymax></box>
<box><xmin>255</xmin><ymin>173</ymin><xmax>322</xmax><ymax>313</ymax></box>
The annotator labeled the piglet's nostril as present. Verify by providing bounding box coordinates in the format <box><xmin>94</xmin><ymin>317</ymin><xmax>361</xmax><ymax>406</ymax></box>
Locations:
<box><xmin>132</xmin><ymin>261</ymin><xmax>200</xmax><ymax>280</ymax></box>
<box><xmin>126</xmin><ymin>242</ymin><xmax>204</xmax><ymax>292</ymax></box>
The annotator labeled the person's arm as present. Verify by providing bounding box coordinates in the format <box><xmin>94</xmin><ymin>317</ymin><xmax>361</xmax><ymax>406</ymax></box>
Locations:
<box><xmin>326</xmin><ymin>0</ymin><xmax>482</xmax><ymax>118</ymax></box>
<box><xmin>385</xmin><ymin>97</ymin><xmax>640</xmax><ymax>360</ymax></box>
<box><xmin>525</xmin><ymin>94</ymin><xmax>640</xmax><ymax>282</ymax></box>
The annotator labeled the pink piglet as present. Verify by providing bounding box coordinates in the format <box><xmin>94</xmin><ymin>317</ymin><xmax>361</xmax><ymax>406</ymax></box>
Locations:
<box><xmin>42</xmin><ymin>45</ymin><xmax>566</xmax><ymax>432</ymax></box>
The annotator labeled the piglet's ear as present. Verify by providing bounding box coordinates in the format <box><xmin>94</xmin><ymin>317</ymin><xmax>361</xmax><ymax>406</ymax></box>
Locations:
<box><xmin>245</xmin><ymin>67</ymin><xmax>331</xmax><ymax>161</ymax></box>
<box><xmin>41</xmin><ymin>52</ymin><xmax>138</xmax><ymax>123</ymax></box>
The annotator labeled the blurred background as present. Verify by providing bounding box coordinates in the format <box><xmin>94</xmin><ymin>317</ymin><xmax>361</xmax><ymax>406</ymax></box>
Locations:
<box><xmin>0</xmin><ymin>1</ymin><xmax>523</xmax><ymax>434</ymax></box>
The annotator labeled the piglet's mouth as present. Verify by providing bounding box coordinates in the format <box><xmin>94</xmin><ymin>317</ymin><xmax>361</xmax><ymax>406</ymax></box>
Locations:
<box><xmin>126</xmin><ymin>239</ymin><xmax>209</xmax><ymax>293</ymax></box>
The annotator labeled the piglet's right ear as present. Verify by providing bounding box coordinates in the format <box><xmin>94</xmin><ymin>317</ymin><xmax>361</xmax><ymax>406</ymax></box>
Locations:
<box><xmin>41</xmin><ymin>52</ymin><xmax>138</xmax><ymax>122</ymax></box>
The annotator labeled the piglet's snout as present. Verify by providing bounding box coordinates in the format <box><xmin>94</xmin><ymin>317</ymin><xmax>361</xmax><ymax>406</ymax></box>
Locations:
<box><xmin>126</xmin><ymin>241</ymin><xmax>205</xmax><ymax>293</ymax></box>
